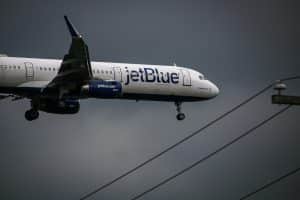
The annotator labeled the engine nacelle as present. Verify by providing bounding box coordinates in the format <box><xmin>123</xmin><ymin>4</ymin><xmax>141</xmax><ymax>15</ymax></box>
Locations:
<box><xmin>81</xmin><ymin>80</ymin><xmax>122</xmax><ymax>98</ymax></box>
<box><xmin>39</xmin><ymin>99</ymin><xmax>80</xmax><ymax>114</ymax></box>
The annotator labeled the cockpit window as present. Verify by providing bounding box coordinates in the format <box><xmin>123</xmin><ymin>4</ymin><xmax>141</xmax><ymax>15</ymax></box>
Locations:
<box><xmin>198</xmin><ymin>75</ymin><xmax>204</xmax><ymax>80</ymax></box>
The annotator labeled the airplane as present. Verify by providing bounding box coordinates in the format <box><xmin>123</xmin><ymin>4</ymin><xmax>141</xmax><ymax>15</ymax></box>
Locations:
<box><xmin>0</xmin><ymin>16</ymin><xmax>219</xmax><ymax>121</ymax></box>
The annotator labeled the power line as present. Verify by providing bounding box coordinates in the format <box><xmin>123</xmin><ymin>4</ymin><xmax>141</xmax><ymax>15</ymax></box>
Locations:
<box><xmin>280</xmin><ymin>76</ymin><xmax>300</xmax><ymax>82</ymax></box>
<box><xmin>79</xmin><ymin>84</ymin><xmax>273</xmax><ymax>200</ymax></box>
<box><xmin>129</xmin><ymin>105</ymin><xmax>291</xmax><ymax>200</ymax></box>
<box><xmin>79</xmin><ymin>76</ymin><xmax>300</xmax><ymax>200</ymax></box>
<box><xmin>239</xmin><ymin>167</ymin><xmax>300</xmax><ymax>200</ymax></box>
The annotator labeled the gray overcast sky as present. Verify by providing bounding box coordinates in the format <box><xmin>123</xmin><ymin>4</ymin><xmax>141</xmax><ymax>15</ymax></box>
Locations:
<box><xmin>0</xmin><ymin>0</ymin><xmax>299</xmax><ymax>200</ymax></box>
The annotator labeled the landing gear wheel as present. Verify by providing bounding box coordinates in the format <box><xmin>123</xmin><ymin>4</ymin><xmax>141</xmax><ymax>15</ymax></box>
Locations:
<box><xmin>25</xmin><ymin>109</ymin><xmax>39</xmax><ymax>121</ymax></box>
<box><xmin>176</xmin><ymin>113</ymin><xmax>186</xmax><ymax>121</ymax></box>
<box><xmin>174</xmin><ymin>101</ymin><xmax>186</xmax><ymax>121</ymax></box>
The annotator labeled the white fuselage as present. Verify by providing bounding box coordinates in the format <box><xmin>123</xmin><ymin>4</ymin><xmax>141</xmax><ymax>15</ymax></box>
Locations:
<box><xmin>0</xmin><ymin>56</ymin><xmax>219</xmax><ymax>101</ymax></box>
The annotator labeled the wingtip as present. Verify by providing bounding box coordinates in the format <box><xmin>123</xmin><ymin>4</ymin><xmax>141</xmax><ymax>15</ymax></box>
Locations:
<box><xmin>64</xmin><ymin>15</ymin><xmax>81</xmax><ymax>38</ymax></box>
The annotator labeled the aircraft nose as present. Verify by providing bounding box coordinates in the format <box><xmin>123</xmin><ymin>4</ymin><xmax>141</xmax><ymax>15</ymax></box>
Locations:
<box><xmin>209</xmin><ymin>82</ymin><xmax>219</xmax><ymax>98</ymax></box>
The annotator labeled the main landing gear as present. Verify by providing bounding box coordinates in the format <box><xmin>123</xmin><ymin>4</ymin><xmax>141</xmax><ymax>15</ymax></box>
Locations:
<box><xmin>25</xmin><ymin>98</ymin><xmax>40</xmax><ymax>121</ymax></box>
<box><xmin>175</xmin><ymin>101</ymin><xmax>185</xmax><ymax>121</ymax></box>
<box><xmin>25</xmin><ymin>109</ymin><xmax>39</xmax><ymax>121</ymax></box>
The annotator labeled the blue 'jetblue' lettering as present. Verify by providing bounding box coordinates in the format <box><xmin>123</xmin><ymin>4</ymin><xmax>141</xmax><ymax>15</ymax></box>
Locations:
<box><xmin>144</xmin><ymin>68</ymin><xmax>155</xmax><ymax>82</ymax></box>
<box><xmin>170</xmin><ymin>73</ymin><xmax>179</xmax><ymax>84</ymax></box>
<box><xmin>130</xmin><ymin>70</ymin><xmax>139</xmax><ymax>82</ymax></box>
<box><xmin>124</xmin><ymin>67</ymin><xmax>179</xmax><ymax>85</ymax></box>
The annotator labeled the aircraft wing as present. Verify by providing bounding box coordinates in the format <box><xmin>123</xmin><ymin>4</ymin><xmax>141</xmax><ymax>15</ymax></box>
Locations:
<box><xmin>45</xmin><ymin>16</ymin><xmax>93</xmax><ymax>95</ymax></box>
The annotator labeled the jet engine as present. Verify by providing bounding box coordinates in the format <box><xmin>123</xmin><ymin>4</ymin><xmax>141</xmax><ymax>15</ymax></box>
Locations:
<box><xmin>39</xmin><ymin>99</ymin><xmax>80</xmax><ymax>114</ymax></box>
<box><xmin>81</xmin><ymin>80</ymin><xmax>122</xmax><ymax>98</ymax></box>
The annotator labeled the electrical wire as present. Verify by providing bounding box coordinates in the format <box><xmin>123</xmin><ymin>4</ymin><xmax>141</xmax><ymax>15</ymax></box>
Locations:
<box><xmin>129</xmin><ymin>105</ymin><xmax>291</xmax><ymax>200</ymax></box>
<box><xmin>280</xmin><ymin>76</ymin><xmax>300</xmax><ymax>82</ymax></box>
<box><xmin>79</xmin><ymin>84</ymin><xmax>273</xmax><ymax>200</ymax></box>
<box><xmin>79</xmin><ymin>76</ymin><xmax>299</xmax><ymax>200</ymax></box>
<box><xmin>239</xmin><ymin>167</ymin><xmax>300</xmax><ymax>200</ymax></box>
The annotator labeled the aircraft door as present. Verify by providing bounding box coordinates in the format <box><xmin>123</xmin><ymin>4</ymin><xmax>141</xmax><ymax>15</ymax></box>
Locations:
<box><xmin>180</xmin><ymin>69</ymin><xmax>192</xmax><ymax>86</ymax></box>
<box><xmin>25</xmin><ymin>62</ymin><xmax>34</xmax><ymax>81</ymax></box>
<box><xmin>113</xmin><ymin>67</ymin><xmax>122</xmax><ymax>82</ymax></box>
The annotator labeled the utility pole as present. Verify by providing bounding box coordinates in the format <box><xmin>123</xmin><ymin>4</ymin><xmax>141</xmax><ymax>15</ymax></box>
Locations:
<box><xmin>272</xmin><ymin>80</ymin><xmax>300</xmax><ymax>105</ymax></box>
